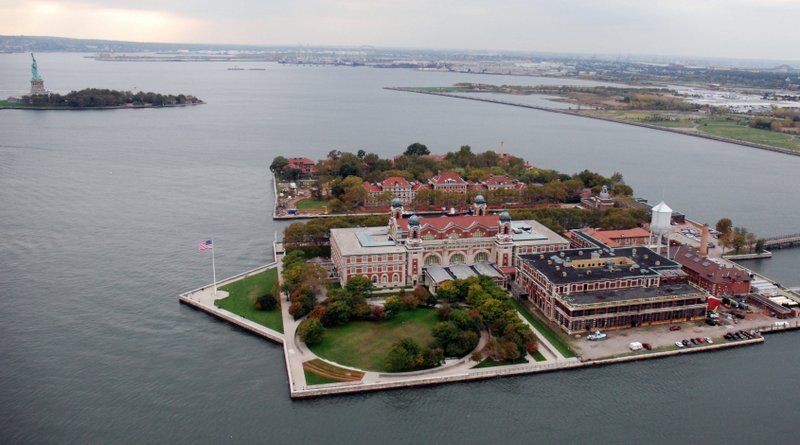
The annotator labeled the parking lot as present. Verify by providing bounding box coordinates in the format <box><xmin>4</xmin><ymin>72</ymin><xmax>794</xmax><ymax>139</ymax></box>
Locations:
<box><xmin>570</xmin><ymin>311</ymin><xmax>777</xmax><ymax>360</ymax></box>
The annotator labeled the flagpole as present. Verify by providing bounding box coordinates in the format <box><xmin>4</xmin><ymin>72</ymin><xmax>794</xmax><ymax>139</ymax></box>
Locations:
<box><xmin>211</xmin><ymin>240</ymin><xmax>217</xmax><ymax>295</ymax></box>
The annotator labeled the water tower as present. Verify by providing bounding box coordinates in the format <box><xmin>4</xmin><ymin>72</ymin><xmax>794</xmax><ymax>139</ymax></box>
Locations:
<box><xmin>649</xmin><ymin>201</ymin><xmax>672</xmax><ymax>256</ymax></box>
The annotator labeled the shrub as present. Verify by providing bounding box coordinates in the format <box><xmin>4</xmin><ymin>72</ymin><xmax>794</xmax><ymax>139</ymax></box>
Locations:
<box><xmin>370</xmin><ymin>305</ymin><xmax>387</xmax><ymax>320</ymax></box>
<box><xmin>255</xmin><ymin>294</ymin><xmax>277</xmax><ymax>311</ymax></box>
<box><xmin>298</xmin><ymin>318</ymin><xmax>325</xmax><ymax>345</ymax></box>
<box><xmin>401</xmin><ymin>293</ymin><xmax>419</xmax><ymax>310</ymax></box>
<box><xmin>288</xmin><ymin>301</ymin><xmax>305</xmax><ymax>319</ymax></box>
<box><xmin>384</xmin><ymin>296</ymin><xmax>404</xmax><ymax>316</ymax></box>
<box><xmin>471</xmin><ymin>351</ymin><xmax>484</xmax><ymax>362</ymax></box>
<box><xmin>352</xmin><ymin>303</ymin><xmax>372</xmax><ymax>320</ymax></box>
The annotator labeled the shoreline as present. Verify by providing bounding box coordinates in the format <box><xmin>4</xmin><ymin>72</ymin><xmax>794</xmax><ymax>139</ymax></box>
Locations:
<box><xmin>177</xmin><ymin>261</ymin><xmax>797</xmax><ymax>400</ymax></box>
<box><xmin>0</xmin><ymin>102</ymin><xmax>204</xmax><ymax>111</ymax></box>
<box><xmin>385</xmin><ymin>88</ymin><xmax>800</xmax><ymax>158</ymax></box>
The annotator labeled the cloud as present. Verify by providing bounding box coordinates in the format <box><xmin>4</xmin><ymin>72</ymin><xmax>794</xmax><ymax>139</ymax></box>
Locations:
<box><xmin>0</xmin><ymin>1</ymin><xmax>204</xmax><ymax>42</ymax></box>
<box><xmin>0</xmin><ymin>0</ymin><xmax>799</xmax><ymax>61</ymax></box>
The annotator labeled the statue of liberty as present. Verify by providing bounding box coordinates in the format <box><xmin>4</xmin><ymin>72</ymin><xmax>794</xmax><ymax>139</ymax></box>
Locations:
<box><xmin>31</xmin><ymin>53</ymin><xmax>41</xmax><ymax>80</ymax></box>
<box><xmin>29</xmin><ymin>52</ymin><xmax>46</xmax><ymax>95</ymax></box>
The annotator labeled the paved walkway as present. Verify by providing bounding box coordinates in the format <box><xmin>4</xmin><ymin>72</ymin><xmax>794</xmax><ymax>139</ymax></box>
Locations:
<box><xmin>179</xmin><ymin>285</ymin><xmax>284</xmax><ymax>344</ymax></box>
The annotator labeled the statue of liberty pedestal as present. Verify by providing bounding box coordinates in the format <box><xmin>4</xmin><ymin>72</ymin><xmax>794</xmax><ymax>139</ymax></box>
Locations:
<box><xmin>30</xmin><ymin>53</ymin><xmax>46</xmax><ymax>95</ymax></box>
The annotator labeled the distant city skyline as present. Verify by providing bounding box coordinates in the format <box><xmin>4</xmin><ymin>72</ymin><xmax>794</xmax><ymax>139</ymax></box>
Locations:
<box><xmin>1</xmin><ymin>0</ymin><xmax>799</xmax><ymax>62</ymax></box>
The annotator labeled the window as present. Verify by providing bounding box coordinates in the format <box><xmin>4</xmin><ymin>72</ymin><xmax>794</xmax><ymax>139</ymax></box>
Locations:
<box><xmin>371</xmin><ymin>275</ymin><xmax>378</xmax><ymax>283</ymax></box>
<box><xmin>424</xmin><ymin>255</ymin><xmax>441</xmax><ymax>265</ymax></box>
<box><xmin>474</xmin><ymin>251</ymin><xmax>489</xmax><ymax>262</ymax></box>
<box><xmin>450</xmin><ymin>253</ymin><xmax>465</xmax><ymax>264</ymax></box>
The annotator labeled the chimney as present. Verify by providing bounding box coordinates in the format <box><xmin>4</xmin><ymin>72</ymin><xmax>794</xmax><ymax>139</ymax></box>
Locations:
<box><xmin>700</xmin><ymin>224</ymin><xmax>710</xmax><ymax>256</ymax></box>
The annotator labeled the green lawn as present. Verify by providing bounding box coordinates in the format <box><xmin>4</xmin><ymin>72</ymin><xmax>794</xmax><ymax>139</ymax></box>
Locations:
<box><xmin>648</xmin><ymin>120</ymin><xmax>694</xmax><ymax>128</ymax></box>
<box><xmin>296</xmin><ymin>199</ymin><xmax>328</xmax><ymax>210</ymax></box>
<box><xmin>308</xmin><ymin>308</ymin><xmax>439</xmax><ymax>372</ymax></box>
<box><xmin>531</xmin><ymin>350</ymin><xmax>547</xmax><ymax>362</ymax></box>
<box><xmin>511</xmin><ymin>299</ymin><xmax>576</xmax><ymax>358</ymax></box>
<box><xmin>214</xmin><ymin>267</ymin><xmax>283</xmax><ymax>333</ymax></box>
<box><xmin>697</xmin><ymin>119</ymin><xmax>800</xmax><ymax>151</ymax></box>
<box><xmin>304</xmin><ymin>369</ymin><xmax>340</xmax><ymax>385</ymax></box>
<box><xmin>473</xmin><ymin>356</ymin><xmax>528</xmax><ymax>368</ymax></box>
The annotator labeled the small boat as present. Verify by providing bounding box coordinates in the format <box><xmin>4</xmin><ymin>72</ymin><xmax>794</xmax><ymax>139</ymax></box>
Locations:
<box><xmin>587</xmin><ymin>331</ymin><xmax>607</xmax><ymax>341</ymax></box>
<box><xmin>227</xmin><ymin>66</ymin><xmax>244</xmax><ymax>71</ymax></box>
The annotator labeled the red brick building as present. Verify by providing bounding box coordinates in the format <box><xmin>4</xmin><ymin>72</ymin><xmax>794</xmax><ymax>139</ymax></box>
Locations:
<box><xmin>429</xmin><ymin>171</ymin><xmax>468</xmax><ymax>193</ymax></box>
<box><xmin>672</xmin><ymin>246</ymin><xmax>751</xmax><ymax>296</ymax></box>
<box><xmin>577</xmin><ymin>227</ymin><xmax>651</xmax><ymax>248</ymax></box>
<box><xmin>287</xmin><ymin>157</ymin><xmax>315</xmax><ymax>174</ymax></box>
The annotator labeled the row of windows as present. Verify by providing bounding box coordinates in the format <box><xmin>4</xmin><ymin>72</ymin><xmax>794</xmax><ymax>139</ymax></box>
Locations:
<box><xmin>345</xmin><ymin>254</ymin><xmax>405</xmax><ymax>264</ymax></box>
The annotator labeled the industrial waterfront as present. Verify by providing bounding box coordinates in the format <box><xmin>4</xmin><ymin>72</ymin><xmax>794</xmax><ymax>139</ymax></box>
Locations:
<box><xmin>1</xmin><ymin>53</ymin><xmax>799</xmax><ymax>443</ymax></box>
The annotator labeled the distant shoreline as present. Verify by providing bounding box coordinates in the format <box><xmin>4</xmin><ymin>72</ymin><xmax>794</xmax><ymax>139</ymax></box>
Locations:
<box><xmin>0</xmin><ymin>102</ymin><xmax>204</xmax><ymax>111</ymax></box>
<box><xmin>385</xmin><ymin>87</ymin><xmax>800</xmax><ymax>158</ymax></box>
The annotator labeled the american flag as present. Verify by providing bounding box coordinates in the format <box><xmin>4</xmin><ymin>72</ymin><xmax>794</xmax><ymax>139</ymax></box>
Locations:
<box><xmin>198</xmin><ymin>239</ymin><xmax>213</xmax><ymax>251</ymax></box>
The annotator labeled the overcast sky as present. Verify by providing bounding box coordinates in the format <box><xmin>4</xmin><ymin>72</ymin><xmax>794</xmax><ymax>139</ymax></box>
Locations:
<box><xmin>2</xmin><ymin>0</ymin><xmax>799</xmax><ymax>61</ymax></box>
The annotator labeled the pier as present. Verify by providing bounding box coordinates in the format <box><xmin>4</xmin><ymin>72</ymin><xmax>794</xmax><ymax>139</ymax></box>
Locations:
<box><xmin>763</xmin><ymin>233</ymin><xmax>800</xmax><ymax>250</ymax></box>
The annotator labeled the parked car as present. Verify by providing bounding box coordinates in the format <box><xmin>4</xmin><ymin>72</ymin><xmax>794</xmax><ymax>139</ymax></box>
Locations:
<box><xmin>705</xmin><ymin>337</ymin><xmax>713</xmax><ymax>344</ymax></box>
<box><xmin>691</xmin><ymin>338</ymin><xmax>699</xmax><ymax>345</ymax></box>
<box><xmin>643</xmin><ymin>343</ymin><xmax>652</xmax><ymax>350</ymax></box>
<box><xmin>675</xmin><ymin>341</ymin><xmax>684</xmax><ymax>348</ymax></box>
<box><xmin>669</xmin><ymin>325</ymin><xmax>682</xmax><ymax>331</ymax></box>
<box><xmin>682</xmin><ymin>339</ymin><xmax>691</xmax><ymax>347</ymax></box>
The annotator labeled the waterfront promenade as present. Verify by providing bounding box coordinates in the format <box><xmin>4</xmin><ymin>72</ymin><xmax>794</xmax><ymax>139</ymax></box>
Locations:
<box><xmin>178</xmin><ymin>261</ymin><xmax>790</xmax><ymax>399</ymax></box>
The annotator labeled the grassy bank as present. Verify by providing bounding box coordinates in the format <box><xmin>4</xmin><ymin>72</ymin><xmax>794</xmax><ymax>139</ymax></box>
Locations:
<box><xmin>511</xmin><ymin>299</ymin><xmax>576</xmax><ymax>358</ymax></box>
<box><xmin>296</xmin><ymin>199</ymin><xmax>328</xmax><ymax>210</ymax></box>
<box><xmin>473</xmin><ymin>357</ymin><xmax>528</xmax><ymax>368</ymax></box>
<box><xmin>215</xmin><ymin>267</ymin><xmax>283</xmax><ymax>333</ymax></box>
<box><xmin>308</xmin><ymin>308</ymin><xmax>439</xmax><ymax>372</ymax></box>
<box><xmin>696</xmin><ymin>119</ymin><xmax>800</xmax><ymax>151</ymax></box>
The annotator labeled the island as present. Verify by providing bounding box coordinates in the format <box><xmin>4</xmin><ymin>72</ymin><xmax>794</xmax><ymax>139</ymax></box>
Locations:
<box><xmin>1</xmin><ymin>53</ymin><xmax>203</xmax><ymax>110</ymax></box>
<box><xmin>178</xmin><ymin>145</ymin><xmax>800</xmax><ymax>398</ymax></box>
<box><xmin>1</xmin><ymin>88</ymin><xmax>203</xmax><ymax>110</ymax></box>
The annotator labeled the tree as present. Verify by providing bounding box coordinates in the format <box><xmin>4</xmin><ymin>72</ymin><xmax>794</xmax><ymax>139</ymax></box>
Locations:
<box><xmin>385</xmin><ymin>338</ymin><xmax>422</xmax><ymax>372</ymax></box>
<box><xmin>716</xmin><ymin>218</ymin><xmax>732</xmax><ymax>235</ymax></box>
<box><xmin>612</xmin><ymin>184</ymin><xmax>633</xmax><ymax>197</ymax></box>
<box><xmin>755</xmin><ymin>238</ymin><xmax>766</xmax><ymax>254</ymax></box>
<box><xmin>270</xmin><ymin>156</ymin><xmax>289</xmax><ymax>176</ymax></box>
<box><xmin>404</xmin><ymin>142</ymin><xmax>430</xmax><ymax>156</ymax></box>
<box><xmin>298</xmin><ymin>318</ymin><xmax>324</xmax><ymax>345</ymax></box>
<box><xmin>325</xmin><ymin>300</ymin><xmax>352</xmax><ymax>325</ymax></box>
<box><xmin>345</xmin><ymin>276</ymin><xmax>373</xmax><ymax>298</ymax></box>
<box><xmin>357</xmin><ymin>149</ymin><xmax>366</xmax><ymax>159</ymax></box>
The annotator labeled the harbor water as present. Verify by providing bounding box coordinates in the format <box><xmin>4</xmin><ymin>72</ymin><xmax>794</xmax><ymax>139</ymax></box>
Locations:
<box><xmin>1</xmin><ymin>53</ymin><xmax>798</xmax><ymax>444</ymax></box>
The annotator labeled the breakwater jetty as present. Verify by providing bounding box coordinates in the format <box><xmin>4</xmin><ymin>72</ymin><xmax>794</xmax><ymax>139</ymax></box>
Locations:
<box><xmin>385</xmin><ymin>88</ymin><xmax>800</xmax><ymax>158</ymax></box>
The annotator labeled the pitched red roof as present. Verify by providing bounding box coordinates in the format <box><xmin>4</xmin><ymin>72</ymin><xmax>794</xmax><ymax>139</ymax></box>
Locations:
<box><xmin>483</xmin><ymin>175</ymin><xmax>514</xmax><ymax>186</ymax></box>
<box><xmin>583</xmin><ymin>227</ymin><xmax>650</xmax><ymax>247</ymax></box>
<box><xmin>287</xmin><ymin>157</ymin><xmax>315</xmax><ymax>166</ymax></box>
<box><xmin>397</xmin><ymin>214</ymin><xmax>499</xmax><ymax>231</ymax></box>
<box><xmin>430</xmin><ymin>171</ymin><xmax>466</xmax><ymax>185</ymax></box>
<box><xmin>673</xmin><ymin>246</ymin><xmax>751</xmax><ymax>285</ymax></box>
<box><xmin>381</xmin><ymin>176</ymin><xmax>410</xmax><ymax>187</ymax></box>
<box><xmin>411</xmin><ymin>183</ymin><xmax>431</xmax><ymax>191</ymax></box>
<box><xmin>363</xmin><ymin>182</ymin><xmax>382</xmax><ymax>193</ymax></box>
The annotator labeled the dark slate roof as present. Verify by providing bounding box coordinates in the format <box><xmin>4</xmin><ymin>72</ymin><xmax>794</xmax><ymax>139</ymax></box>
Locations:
<box><xmin>562</xmin><ymin>282</ymin><xmax>702</xmax><ymax>306</ymax></box>
<box><xmin>518</xmin><ymin>246</ymin><xmax>680</xmax><ymax>285</ymax></box>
